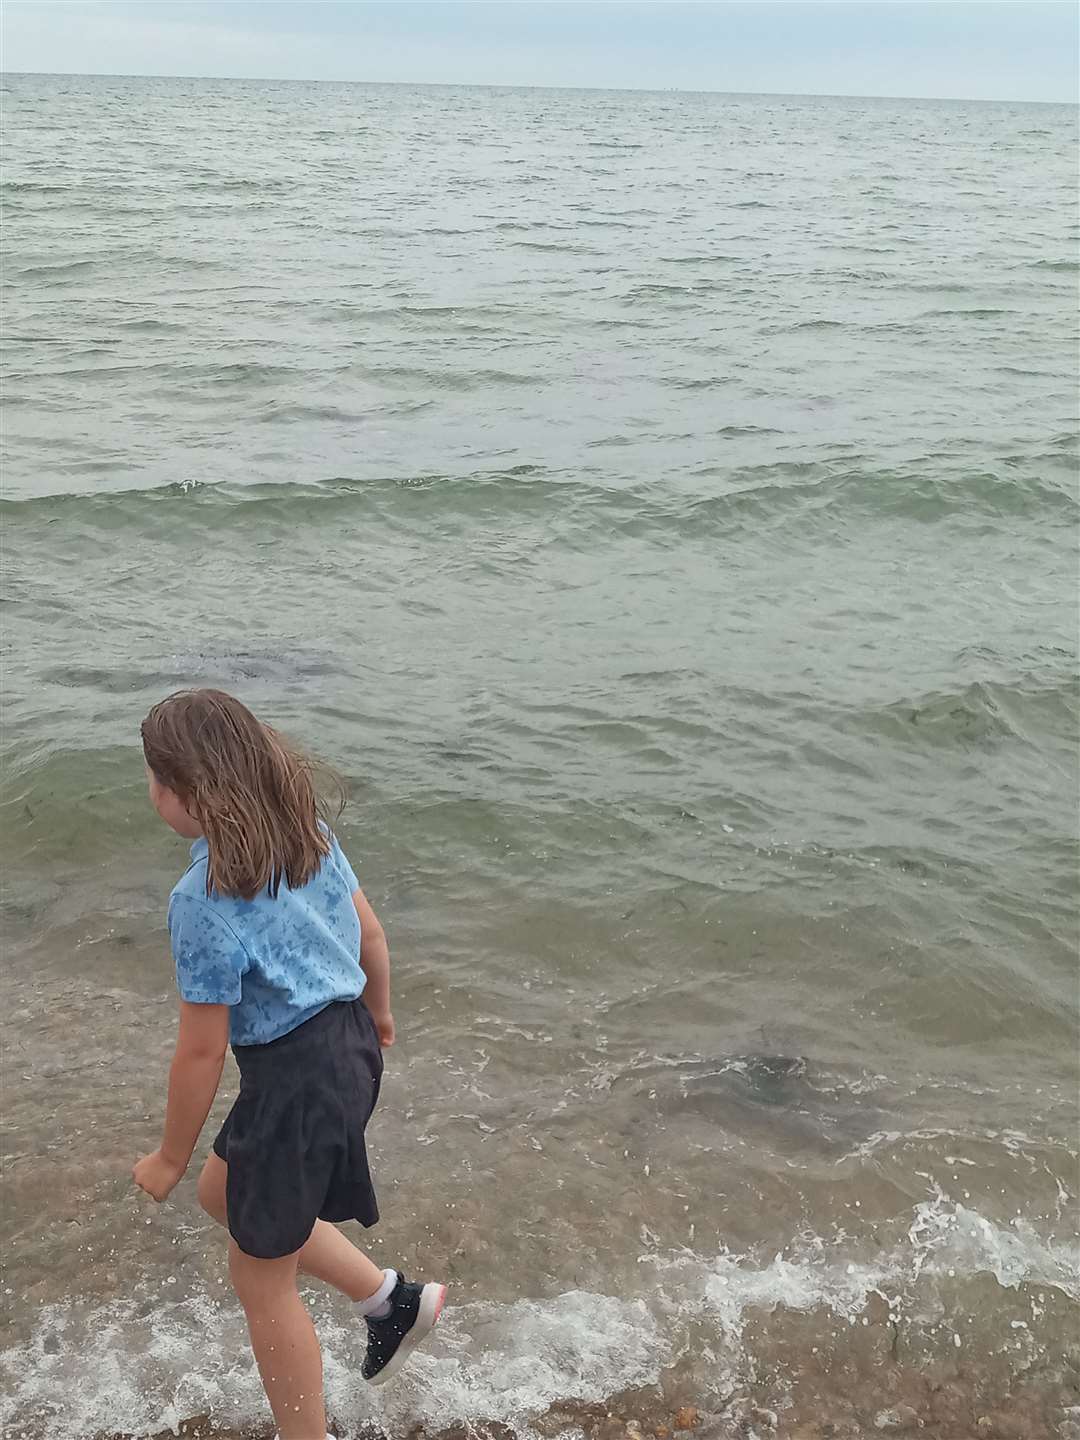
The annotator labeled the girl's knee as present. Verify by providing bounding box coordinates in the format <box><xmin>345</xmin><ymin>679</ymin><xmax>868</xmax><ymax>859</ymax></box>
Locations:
<box><xmin>197</xmin><ymin>1155</ymin><xmax>228</xmax><ymax>1225</ymax></box>
<box><xmin>228</xmin><ymin>1241</ymin><xmax>301</xmax><ymax>1311</ymax></box>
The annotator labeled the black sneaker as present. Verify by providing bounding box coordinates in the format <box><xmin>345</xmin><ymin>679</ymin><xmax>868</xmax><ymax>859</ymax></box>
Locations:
<box><xmin>362</xmin><ymin>1273</ymin><xmax>447</xmax><ymax>1386</ymax></box>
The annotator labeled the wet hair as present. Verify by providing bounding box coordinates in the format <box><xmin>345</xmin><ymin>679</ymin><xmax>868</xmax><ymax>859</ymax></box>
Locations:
<box><xmin>141</xmin><ymin>688</ymin><xmax>342</xmax><ymax>900</ymax></box>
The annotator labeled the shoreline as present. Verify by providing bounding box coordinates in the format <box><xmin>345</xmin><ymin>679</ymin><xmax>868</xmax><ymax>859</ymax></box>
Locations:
<box><xmin>104</xmin><ymin>1359</ymin><xmax>1080</xmax><ymax>1440</ymax></box>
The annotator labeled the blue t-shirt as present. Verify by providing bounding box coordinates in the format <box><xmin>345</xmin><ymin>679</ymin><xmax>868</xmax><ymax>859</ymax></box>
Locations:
<box><xmin>168</xmin><ymin>832</ymin><xmax>365</xmax><ymax>1046</ymax></box>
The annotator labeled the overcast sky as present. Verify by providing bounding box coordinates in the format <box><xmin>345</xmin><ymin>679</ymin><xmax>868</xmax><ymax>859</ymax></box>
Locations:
<box><xmin>2</xmin><ymin>2</ymin><xmax>1077</xmax><ymax>103</ymax></box>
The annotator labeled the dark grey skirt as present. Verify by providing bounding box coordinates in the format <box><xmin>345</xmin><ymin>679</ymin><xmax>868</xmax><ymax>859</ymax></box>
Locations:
<box><xmin>213</xmin><ymin>996</ymin><xmax>383</xmax><ymax>1259</ymax></box>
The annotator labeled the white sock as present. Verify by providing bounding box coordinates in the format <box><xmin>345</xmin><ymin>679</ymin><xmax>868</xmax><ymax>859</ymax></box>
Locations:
<box><xmin>356</xmin><ymin>1267</ymin><xmax>397</xmax><ymax>1318</ymax></box>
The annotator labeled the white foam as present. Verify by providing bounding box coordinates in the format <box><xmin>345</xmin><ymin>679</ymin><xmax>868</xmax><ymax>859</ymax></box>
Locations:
<box><xmin>650</xmin><ymin>1240</ymin><xmax>889</xmax><ymax>1355</ymax></box>
<box><xmin>3</xmin><ymin>1198</ymin><xmax>1077</xmax><ymax>1439</ymax></box>
<box><xmin>335</xmin><ymin>1291</ymin><xmax>666</xmax><ymax>1432</ymax></box>
<box><xmin>651</xmin><ymin>1191</ymin><xmax>1080</xmax><ymax>1342</ymax></box>
<box><xmin>0</xmin><ymin>1289</ymin><xmax>665</xmax><ymax>1440</ymax></box>
<box><xmin>908</xmin><ymin>1197</ymin><xmax>1080</xmax><ymax>1301</ymax></box>
<box><xmin>0</xmin><ymin>1293</ymin><xmax>263</xmax><ymax>1439</ymax></box>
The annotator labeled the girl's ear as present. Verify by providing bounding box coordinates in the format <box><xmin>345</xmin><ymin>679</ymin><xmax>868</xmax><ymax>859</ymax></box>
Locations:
<box><xmin>148</xmin><ymin>773</ymin><xmax>203</xmax><ymax>839</ymax></box>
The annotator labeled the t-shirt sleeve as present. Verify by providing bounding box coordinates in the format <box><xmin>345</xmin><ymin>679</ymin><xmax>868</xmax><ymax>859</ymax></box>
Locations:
<box><xmin>328</xmin><ymin>832</ymin><xmax>359</xmax><ymax>893</ymax></box>
<box><xmin>168</xmin><ymin>894</ymin><xmax>247</xmax><ymax>1006</ymax></box>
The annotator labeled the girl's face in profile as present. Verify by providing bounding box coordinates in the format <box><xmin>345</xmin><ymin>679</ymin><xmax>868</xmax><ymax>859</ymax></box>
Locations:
<box><xmin>146</xmin><ymin>765</ymin><xmax>203</xmax><ymax>840</ymax></box>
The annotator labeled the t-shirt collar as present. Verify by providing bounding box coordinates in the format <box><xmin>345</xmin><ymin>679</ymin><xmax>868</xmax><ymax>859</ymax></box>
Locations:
<box><xmin>190</xmin><ymin>836</ymin><xmax>209</xmax><ymax>861</ymax></box>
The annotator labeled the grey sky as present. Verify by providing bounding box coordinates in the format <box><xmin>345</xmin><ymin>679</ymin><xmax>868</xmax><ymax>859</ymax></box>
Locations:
<box><xmin>2</xmin><ymin>2</ymin><xmax>1077</xmax><ymax>103</ymax></box>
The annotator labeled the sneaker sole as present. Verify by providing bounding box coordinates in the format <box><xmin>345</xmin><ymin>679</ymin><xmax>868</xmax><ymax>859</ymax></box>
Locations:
<box><xmin>368</xmin><ymin>1282</ymin><xmax>447</xmax><ymax>1387</ymax></box>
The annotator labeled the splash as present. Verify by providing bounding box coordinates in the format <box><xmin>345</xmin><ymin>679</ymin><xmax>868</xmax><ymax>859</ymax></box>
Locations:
<box><xmin>3</xmin><ymin>1197</ymin><xmax>1076</xmax><ymax>1439</ymax></box>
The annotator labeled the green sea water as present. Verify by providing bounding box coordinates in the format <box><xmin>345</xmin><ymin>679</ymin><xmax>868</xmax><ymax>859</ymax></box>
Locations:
<box><xmin>1</xmin><ymin>75</ymin><xmax>1078</xmax><ymax>1439</ymax></box>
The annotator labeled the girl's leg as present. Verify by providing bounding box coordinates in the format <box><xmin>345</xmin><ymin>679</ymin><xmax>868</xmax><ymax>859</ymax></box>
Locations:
<box><xmin>293</xmin><ymin>1217</ymin><xmax>386</xmax><ymax>1301</ymax></box>
<box><xmin>228</xmin><ymin>1241</ymin><xmax>326</xmax><ymax>1440</ymax></box>
<box><xmin>199</xmin><ymin>1154</ymin><xmax>385</xmax><ymax>1302</ymax></box>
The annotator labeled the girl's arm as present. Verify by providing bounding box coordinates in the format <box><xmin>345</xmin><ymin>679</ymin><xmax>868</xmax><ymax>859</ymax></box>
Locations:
<box><xmin>133</xmin><ymin>1000</ymin><xmax>230</xmax><ymax>1202</ymax></box>
<box><xmin>354</xmin><ymin>889</ymin><xmax>394</xmax><ymax>1047</ymax></box>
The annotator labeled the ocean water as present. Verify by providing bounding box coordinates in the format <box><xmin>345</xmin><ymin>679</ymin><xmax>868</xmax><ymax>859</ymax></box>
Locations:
<box><xmin>1</xmin><ymin>74</ymin><xmax>1078</xmax><ymax>1440</ymax></box>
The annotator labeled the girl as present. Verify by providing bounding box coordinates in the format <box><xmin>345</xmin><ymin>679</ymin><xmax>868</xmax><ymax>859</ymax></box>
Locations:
<box><xmin>133</xmin><ymin>688</ymin><xmax>445</xmax><ymax>1440</ymax></box>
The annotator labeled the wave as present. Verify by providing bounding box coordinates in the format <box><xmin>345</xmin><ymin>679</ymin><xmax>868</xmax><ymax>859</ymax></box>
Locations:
<box><xmin>1</xmin><ymin>357</ymin><xmax>313</xmax><ymax>389</ymax></box>
<box><xmin>3</xmin><ymin>457</ymin><xmax>1076</xmax><ymax>535</ymax></box>
<box><xmin>253</xmin><ymin>401</ymin><xmax>367</xmax><ymax>424</ymax></box>
<box><xmin>845</xmin><ymin>676</ymin><xmax>1080</xmax><ymax>751</ymax></box>
<box><xmin>918</xmin><ymin>307</ymin><xmax>1015</xmax><ymax>319</ymax></box>
<box><xmin>0</xmin><ymin>1289</ymin><xmax>663</xmax><ymax>1440</ymax></box>
<box><xmin>358</xmin><ymin>364</ymin><xmax>547</xmax><ymax>389</ymax></box>
<box><xmin>507</xmin><ymin>241</ymin><xmax>599</xmax><ymax>254</ymax></box>
<box><xmin>678</xmin><ymin>462</ymin><xmax>1078</xmax><ymax>527</ymax></box>
<box><xmin>1</xmin><ymin>1196</ymin><xmax>1074</xmax><ymax>1439</ymax></box>
<box><xmin>10</xmin><ymin>254</ymin><xmax>224</xmax><ymax>281</ymax></box>
<box><xmin>659</xmin><ymin>253</ymin><xmax>741</xmax><ymax>265</ymax></box>
<box><xmin>11</xmin><ymin>258</ymin><xmax>101</xmax><ymax>280</ymax></box>
<box><xmin>624</xmin><ymin>283</ymin><xmax>719</xmax><ymax>301</ymax></box>
<box><xmin>897</xmin><ymin>281</ymin><xmax>975</xmax><ymax>294</ymax></box>
<box><xmin>113</xmin><ymin>318</ymin><xmax>188</xmax><ymax>334</ymax></box>
<box><xmin>1</xmin><ymin>180</ymin><xmax>76</xmax><ymax>194</ymax></box>
<box><xmin>319</xmin><ymin>301</ymin><xmax>523</xmax><ymax>329</ymax></box>
<box><xmin>715</xmin><ymin>424</ymin><xmax>783</xmax><ymax>437</ymax></box>
<box><xmin>183</xmin><ymin>177</ymin><xmax>290</xmax><ymax>192</ymax></box>
<box><xmin>33</xmin><ymin>649</ymin><xmax>343</xmax><ymax>695</ymax></box>
<box><xmin>1</xmin><ymin>319</ymin><xmax>191</xmax><ymax>342</ymax></box>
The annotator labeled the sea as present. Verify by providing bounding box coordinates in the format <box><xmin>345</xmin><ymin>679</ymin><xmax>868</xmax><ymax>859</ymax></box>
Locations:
<box><xmin>1</xmin><ymin>74</ymin><xmax>1078</xmax><ymax>1440</ymax></box>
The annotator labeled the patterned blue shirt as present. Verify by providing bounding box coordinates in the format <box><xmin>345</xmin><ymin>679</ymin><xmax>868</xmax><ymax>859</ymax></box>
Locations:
<box><xmin>168</xmin><ymin>832</ymin><xmax>365</xmax><ymax>1046</ymax></box>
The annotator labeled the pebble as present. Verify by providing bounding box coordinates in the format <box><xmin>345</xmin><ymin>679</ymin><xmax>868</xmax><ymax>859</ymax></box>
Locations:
<box><xmin>673</xmin><ymin>1408</ymin><xmax>701</xmax><ymax>1432</ymax></box>
<box><xmin>873</xmin><ymin>1405</ymin><xmax>920</xmax><ymax>1431</ymax></box>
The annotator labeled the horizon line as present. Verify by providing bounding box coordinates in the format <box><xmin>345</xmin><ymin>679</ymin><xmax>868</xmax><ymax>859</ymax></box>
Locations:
<box><xmin>2</xmin><ymin>68</ymin><xmax>1076</xmax><ymax>107</ymax></box>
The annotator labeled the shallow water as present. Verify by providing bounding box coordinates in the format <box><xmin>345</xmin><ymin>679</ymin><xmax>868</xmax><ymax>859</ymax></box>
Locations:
<box><xmin>1</xmin><ymin>75</ymin><xmax>1078</xmax><ymax>1438</ymax></box>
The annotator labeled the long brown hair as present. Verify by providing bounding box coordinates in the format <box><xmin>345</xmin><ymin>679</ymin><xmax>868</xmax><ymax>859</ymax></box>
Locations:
<box><xmin>141</xmin><ymin>689</ymin><xmax>341</xmax><ymax>900</ymax></box>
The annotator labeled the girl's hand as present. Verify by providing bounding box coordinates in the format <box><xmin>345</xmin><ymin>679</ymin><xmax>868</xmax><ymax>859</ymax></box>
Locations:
<box><xmin>371</xmin><ymin>1009</ymin><xmax>395</xmax><ymax>1048</ymax></box>
<box><xmin>133</xmin><ymin>1148</ymin><xmax>186</xmax><ymax>1203</ymax></box>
